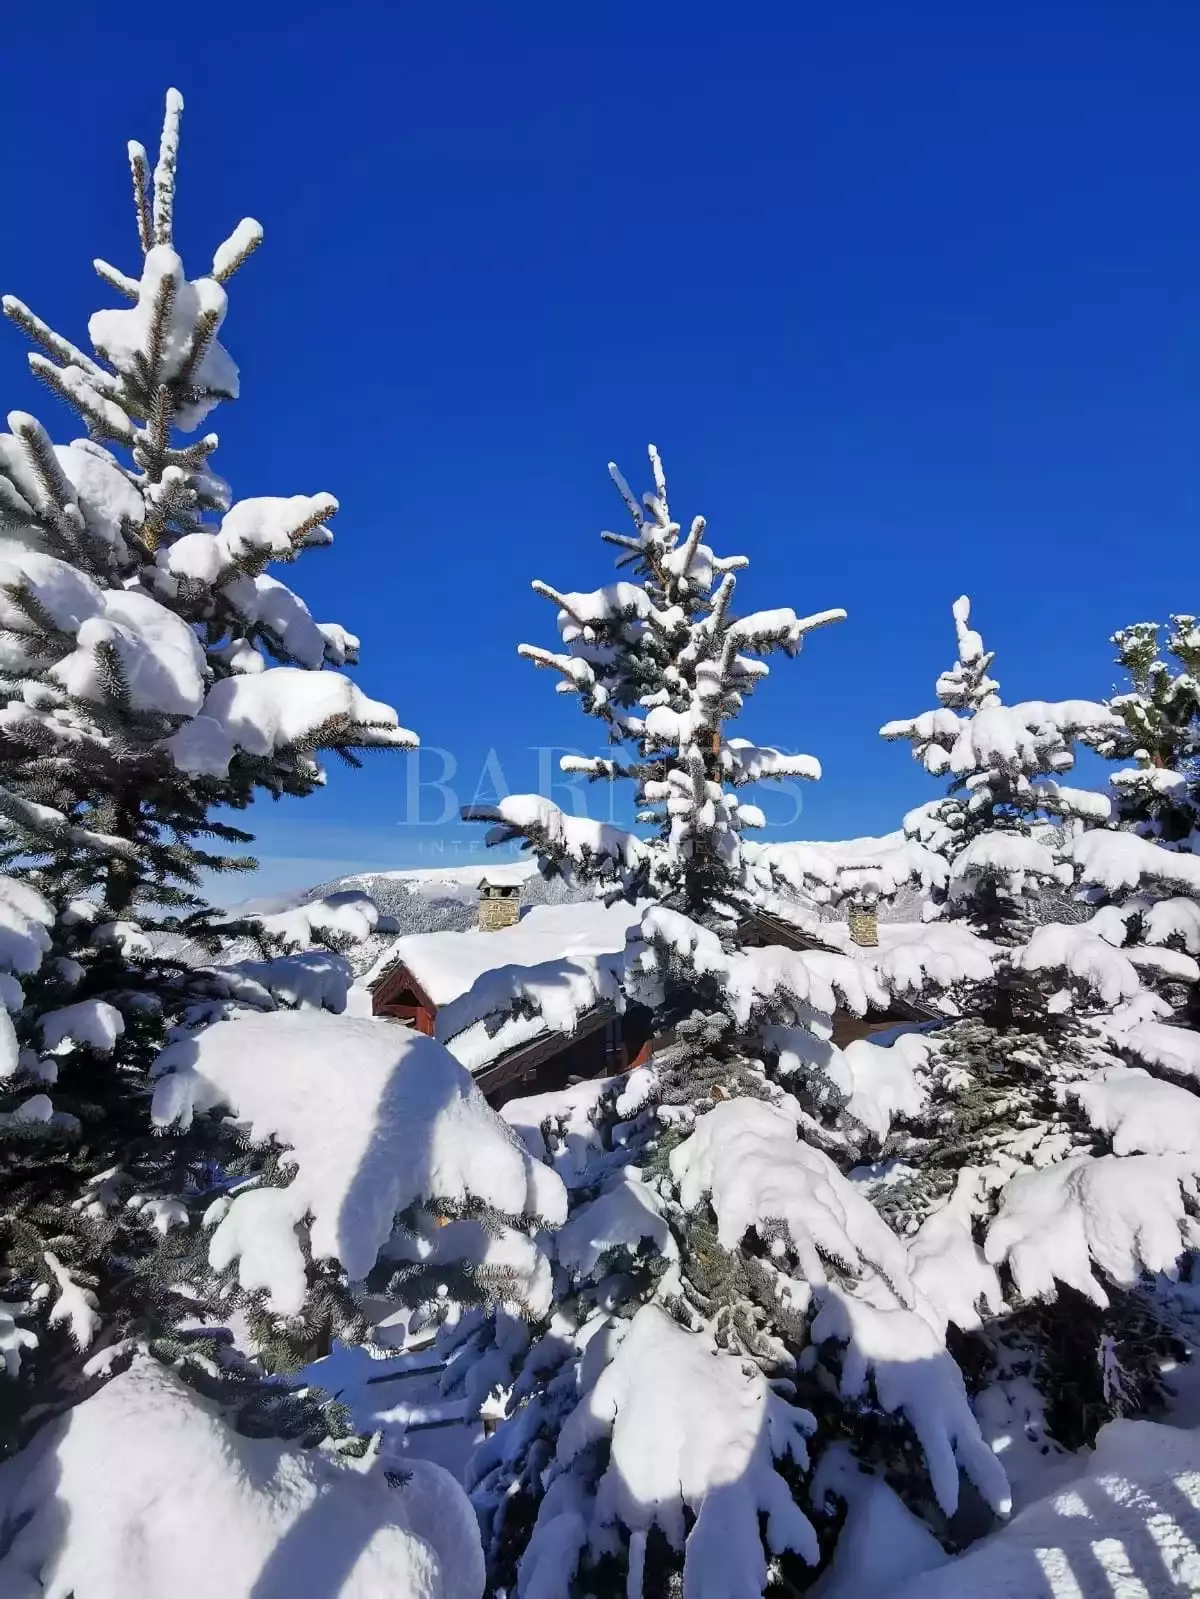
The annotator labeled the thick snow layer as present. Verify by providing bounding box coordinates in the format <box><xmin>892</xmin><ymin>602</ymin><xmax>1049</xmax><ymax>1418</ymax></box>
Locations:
<box><xmin>167</xmin><ymin>667</ymin><xmax>415</xmax><ymax>776</ymax></box>
<box><xmin>530</xmin><ymin>1303</ymin><xmax>818</xmax><ymax>1598</ymax></box>
<box><xmin>810</xmin><ymin>1279</ymin><xmax>1011</xmax><ymax>1517</ymax></box>
<box><xmin>475</xmin><ymin>794</ymin><xmax>647</xmax><ymax>878</ymax></box>
<box><xmin>54</xmin><ymin>442</ymin><xmax>144</xmax><ymax>548</ymax></box>
<box><xmin>1013</xmin><ymin>922</ymin><xmax>1143</xmax><ymax>1006</ymax></box>
<box><xmin>952</xmin><ymin>830</ymin><xmax>1057</xmax><ymax>893</ymax></box>
<box><xmin>1070</xmin><ymin>1065</ymin><xmax>1200</xmax><ymax>1159</ymax></box>
<box><xmin>1073</xmin><ymin>829</ymin><xmax>1200</xmax><ymax>896</ymax></box>
<box><xmin>0</xmin><ymin>1303</ymin><xmax>37</xmax><ymax>1377</ymax></box>
<box><xmin>500</xmin><ymin>1075</ymin><xmax>619</xmax><ymax>1180</ymax></box>
<box><xmin>752</xmin><ymin>831</ymin><xmax>949</xmax><ymax>904</ymax></box>
<box><xmin>215</xmin><ymin>949</ymin><xmax>355</xmax><ymax>1012</ymax></box>
<box><xmin>985</xmin><ymin>1153</ymin><xmax>1200</xmax><ymax>1307</ymax></box>
<box><xmin>671</xmin><ymin>1097</ymin><xmax>914</xmax><ymax>1298</ymax></box>
<box><xmin>89</xmin><ymin>245</ymin><xmax>238</xmax><ymax>431</ymax></box>
<box><xmin>629</xmin><ymin>905</ymin><xmax>889</xmax><ymax>1027</ymax></box>
<box><xmin>768</xmin><ymin>1028</ymin><xmax>930</xmax><ymax>1143</ymax></box>
<box><xmin>211</xmin><ymin>216</ymin><xmax>264</xmax><ymax>280</ymax></box>
<box><xmin>40</xmin><ymin>999</ymin><xmax>124</xmax><ymax>1053</ymax></box>
<box><xmin>376</xmin><ymin>900</ymin><xmax>637</xmax><ymax>1069</ymax></box>
<box><xmin>218</xmin><ymin>493</ymin><xmax>337</xmax><ymax>562</ymax></box>
<box><xmin>387</xmin><ymin>1213</ymin><xmax>555</xmax><ymax>1318</ymax></box>
<box><xmin>253</xmin><ymin>889</ymin><xmax>381</xmax><ymax>952</ymax></box>
<box><xmin>827</xmin><ymin>918</ymin><xmax>999</xmax><ymax>996</ymax></box>
<box><xmin>151</xmin><ymin>1011</ymin><xmax>566</xmax><ymax>1313</ymax></box>
<box><xmin>1142</xmin><ymin>897</ymin><xmax>1200</xmax><ymax>954</ymax></box>
<box><xmin>0</xmin><ymin>547</ymin><xmax>208</xmax><ymax>715</ymax></box>
<box><xmin>249</xmin><ymin>574</ymin><xmax>328</xmax><ymax>668</ymax></box>
<box><xmin>1111</xmin><ymin>1019</ymin><xmax>1200</xmax><ymax>1081</ymax></box>
<box><xmin>0</xmin><ymin>876</ymin><xmax>53</xmax><ymax>977</ymax></box>
<box><xmin>53</xmin><ymin>587</ymin><xmax>208</xmax><ymax>716</ymax></box>
<box><xmin>890</xmin><ymin>1412</ymin><xmax>1200</xmax><ymax>1599</ymax></box>
<box><xmin>809</xmin><ymin>1443</ymin><xmax>949</xmax><ymax>1598</ymax></box>
<box><xmin>0</xmin><ymin>1355</ymin><xmax>485</xmax><ymax>1598</ymax></box>
<box><xmin>906</xmin><ymin>1171</ymin><xmax>1003</xmax><ymax>1335</ymax></box>
<box><xmin>836</xmin><ymin>1034</ymin><xmax>929</xmax><ymax>1142</ymax></box>
<box><xmin>554</xmin><ymin>1167</ymin><xmax>677</xmax><ymax>1280</ymax></box>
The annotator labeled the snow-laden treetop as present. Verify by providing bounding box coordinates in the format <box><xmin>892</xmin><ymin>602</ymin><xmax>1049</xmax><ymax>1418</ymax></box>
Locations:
<box><xmin>467</xmin><ymin>446</ymin><xmax>846</xmax><ymax>907</ymax></box>
<box><xmin>0</xmin><ymin>88</ymin><xmax>416</xmax><ymax>858</ymax></box>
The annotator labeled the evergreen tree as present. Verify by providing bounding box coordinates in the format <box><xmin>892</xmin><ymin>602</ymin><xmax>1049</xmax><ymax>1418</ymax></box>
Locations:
<box><xmin>1099</xmin><ymin>615</ymin><xmax>1200</xmax><ymax>843</ymax></box>
<box><xmin>465</xmin><ymin>454</ymin><xmax>1009</xmax><ymax>1597</ymax></box>
<box><xmin>870</xmin><ymin>596</ymin><xmax>1200</xmax><ymax>1455</ymax></box>
<box><xmin>0</xmin><ymin>88</ymin><xmax>416</xmax><ymax>1448</ymax></box>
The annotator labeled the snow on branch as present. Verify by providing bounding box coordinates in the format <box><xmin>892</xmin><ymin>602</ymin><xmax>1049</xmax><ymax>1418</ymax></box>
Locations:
<box><xmin>1011</xmin><ymin>922</ymin><xmax>1144</xmax><ymax>1007</ymax></box>
<box><xmin>810</xmin><ymin>1278</ymin><xmax>1011</xmax><ymax>1518</ymax></box>
<box><xmin>1072</xmin><ymin>829</ymin><xmax>1200</xmax><ymax>896</ymax></box>
<box><xmin>0</xmin><ymin>786</ymin><xmax>140</xmax><ymax>863</ymax></box>
<box><xmin>462</xmin><ymin>794</ymin><xmax>647</xmax><ymax>881</ymax></box>
<box><xmin>671</xmin><ymin>1097</ymin><xmax>915</xmax><ymax>1300</ymax></box>
<box><xmin>628</xmin><ymin>906</ymin><xmax>890</xmax><ymax>1025</ymax></box>
<box><xmin>1069</xmin><ymin>1065</ymin><xmax>1200</xmax><ymax>1160</ymax></box>
<box><xmin>554</xmin><ymin>1167</ymin><xmax>677</xmax><ymax>1282</ymax></box>
<box><xmin>151</xmin><ymin>1012</ymin><xmax>567</xmax><ymax>1315</ymax></box>
<box><xmin>165</xmin><ymin>668</ymin><xmax>416</xmax><ymax>777</ymax></box>
<box><xmin>525</xmin><ymin>1304</ymin><xmax>819</xmax><ymax>1597</ymax></box>
<box><xmin>984</xmin><ymin>1153</ymin><xmax>1200</xmax><ymax>1308</ymax></box>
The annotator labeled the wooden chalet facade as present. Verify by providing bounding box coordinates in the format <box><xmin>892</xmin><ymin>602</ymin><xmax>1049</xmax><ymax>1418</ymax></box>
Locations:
<box><xmin>372</xmin><ymin>955</ymin><xmax>653</xmax><ymax>1105</ymax></box>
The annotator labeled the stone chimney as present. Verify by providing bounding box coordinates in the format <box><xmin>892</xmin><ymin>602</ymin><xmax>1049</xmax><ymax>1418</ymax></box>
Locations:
<box><xmin>846</xmin><ymin>873</ymin><xmax>881</xmax><ymax>949</ymax></box>
<box><xmin>478</xmin><ymin>876</ymin><xmax>521</xmax><ymax>932</ymax></box>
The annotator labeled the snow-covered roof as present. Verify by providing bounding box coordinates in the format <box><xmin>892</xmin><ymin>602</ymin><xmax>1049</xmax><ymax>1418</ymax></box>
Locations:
<box><xmin>363</xmin><ymin>899</ymin><xmax>641</xmax><ymax>1074</ymax></box>
<box><xmin>366</xmin><ymin>899</ymin><xmax>634</xmax><ymax>1005</ymax></box>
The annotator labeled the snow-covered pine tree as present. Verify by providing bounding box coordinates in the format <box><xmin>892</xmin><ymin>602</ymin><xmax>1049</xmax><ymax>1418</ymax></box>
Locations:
<box><xmin>0</xmin><ymin>89</ymin><xmax>417</xmax><ymax>1445</ymax></box>
<box><xmin>1099</xmin><ymin>615</ymin><xmax>1200</xmax><ymax>842</ymax></box>
<box><xmin>465</xmin><ymin>454</ymin><xmax>1010</xmax><ymax>1597</ymax></box>
<box><xmin>1083</xmin><ymin>616</ymin><xmax>1200</xmax><ymax>1035</ymax></box>
<box><xmin>874</xmin><ymin>596</ymin><xmax>1200</xmax><ymax>1456</ymax></box>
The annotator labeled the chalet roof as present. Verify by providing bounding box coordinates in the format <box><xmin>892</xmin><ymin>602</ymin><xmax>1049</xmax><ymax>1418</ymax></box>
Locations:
<box><xmin>363</xmin><ymin>899</ymin><xmax>641</xmax><ymax>1076</ymax></box>
<box><xmin>365</xmin><ymin>899</ymin><xmax>635</xmax><ymax>1002</ymax></box>
<box><xmin>363</xmin><ymin>894</ymin><xmax>938</xmax><ymax>1085</ymax></box>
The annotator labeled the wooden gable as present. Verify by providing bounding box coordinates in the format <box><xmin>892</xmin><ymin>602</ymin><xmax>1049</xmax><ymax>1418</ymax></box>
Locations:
<box><xmin>371</xmin><ymin>960</ymin><xmax>436</xmax><ymax>1036</ymax></box>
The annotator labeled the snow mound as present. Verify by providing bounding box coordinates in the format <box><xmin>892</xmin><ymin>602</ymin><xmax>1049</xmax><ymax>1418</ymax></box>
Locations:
<box><xmin>554</xmin><ymin>1167</ymin><xmax>677</xmax><ymax>1280</ymax></box>
<box><xmin>891</xmin><ymin>1412</ymin><xmax>1200</xmax><ymax>1598</ymax></box>
<box><xmin>151</xmin><ymin>1011</ymin><xmax>566</xmax><ymax>1313</ymax></box>
<box><xmin>0</xmin><ymin>1355</ymin><xmax>484</xmax><ymax>1598</ymax></box>
<box><xmin>1069</xmin><ymin>1065</ymin><xmax>1200</xmax><ymax>1160</ymax></box>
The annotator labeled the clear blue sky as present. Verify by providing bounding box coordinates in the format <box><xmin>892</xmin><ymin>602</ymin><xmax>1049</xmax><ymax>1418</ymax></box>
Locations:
<box><xmin>3</xmin><ymin>4</ymin><xmax>1198</xmax><ymax>901</ymax></box>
